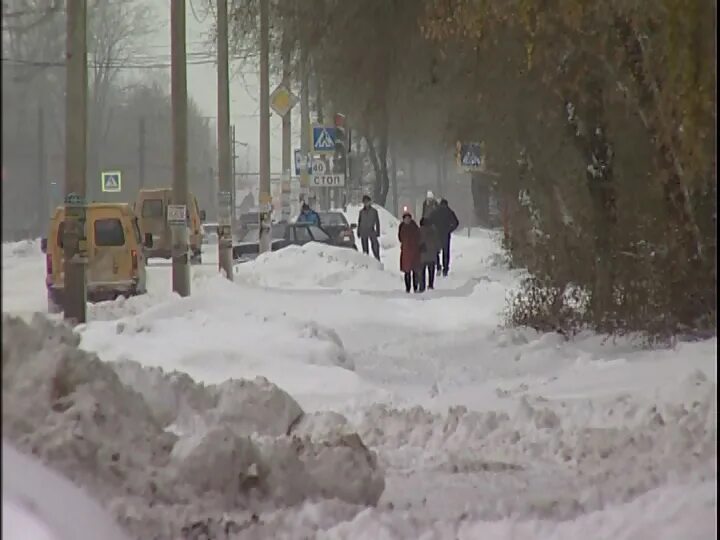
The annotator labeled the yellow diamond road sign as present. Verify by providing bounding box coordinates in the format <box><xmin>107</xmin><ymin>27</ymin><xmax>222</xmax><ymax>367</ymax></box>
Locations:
<box><xmin>270</xmin><ymin>84</ymin><xmax>298</xmax><ymax>117</ymax></box>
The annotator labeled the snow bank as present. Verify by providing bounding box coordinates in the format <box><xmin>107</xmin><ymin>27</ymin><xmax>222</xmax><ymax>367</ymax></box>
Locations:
<box><xmin>1</xmin><ymin>238</ymin><xmax>41</xmax><ymax>258</ymax></box>
<box><xmin>235</xmin><ymin>242</ymin><xmax>401</xmax><ymax>290</ymax></box>
<box><xmin>3</xmin><ymin>442</ymin><xmax>129</xmax><ymax>540</ymax></box>
<box><xmin>344</xmin><ymin>204</ymin><xmax>401</xmax><ymax>250</ymax></box>
<box><xmin>2</xmin><ymin>315</ymin><xmax>385</xmax><ymax>538</ymax></box>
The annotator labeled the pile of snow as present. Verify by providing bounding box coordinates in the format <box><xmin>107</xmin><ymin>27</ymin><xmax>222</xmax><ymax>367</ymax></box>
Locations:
<box><xmin>3</xmin><ymin>442</ymin><xmax>129</xmax><ymax>540</ymax></box>
<box><xmin>344</xmin><ymin>203</ymin><xmax>401</xmax><ymax>250</ymax></box>
<box><xmin>2</xmin><ymin>238</ymin><xmax>41</xmax><ymax>258</ymax></box>
<box><xmin>234</xmin><ymin>242</ymin><xmax>401</xmax><ymax>290</ymax></box>
<box><xmin>2</xmin><ymin>315</ymin><xmax>385</xmax><ymax>539</ymax></box>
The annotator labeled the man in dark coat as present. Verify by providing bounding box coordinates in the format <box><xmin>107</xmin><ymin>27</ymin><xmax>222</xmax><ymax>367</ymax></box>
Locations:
<box><xmin>398</xmin><ymin>211</ymin><xmax>421</xmax><ymax>293</ymax></box>
<box><xmin>357</xmin><ymin>195</ymin><xmax>381</xmax><ymax>260</ymax></box>
<box><xmin>418</xmin><ymin>217</ymin><xmax>440</xmax><ymax>292</ymax></box>
<box><xmin>432</xmin><ymin>199</ymin><xmax>460</xmax><ymax>276</ymax></box>
<box><xmin>421</xmin><ymin>191</ymin><xmax>441</xmax><ymax>270</ymax></box>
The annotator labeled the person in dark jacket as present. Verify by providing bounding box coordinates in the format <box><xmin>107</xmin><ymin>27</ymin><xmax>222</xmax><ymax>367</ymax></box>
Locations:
<box><xmin>422</xmin><ymin>191</ymin><xmax>439</xmax><ymax>220</ymax></box>
<box><xmin>297</xmin><ymin>203</ymin><xmax>321</xmax><ymax>226</ymax></box>
<box><xmin>418</xmin><ymin>217</ymin><xmax>440</xmax><ymax>292</ymax></box>
<box><xmin>357</xmin><ymin>195</ymin><xmax>381</xmax><ymax>260</ymax></box>
<box><xmin>432</xmin><ymin>199</ymin><xmax>460</xmax><ymax>276</ymax></box>
<box><xmin>398</xmin><ymin>211</ymin><xmax>421</xmax><ymax>293</ymax></box>
<box><xmin>421</xmin><ymin>191</ymin><xmax>441</xmax><ymax>270</ymax></box>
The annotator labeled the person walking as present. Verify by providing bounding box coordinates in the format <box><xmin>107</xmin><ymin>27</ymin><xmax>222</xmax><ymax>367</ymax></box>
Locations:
<box><xmin>297</xmin><ymin>203</ymin><xmax>321</xmax><ymax>226</ymax></box>
<box><xmin>432</xmin><ymin>199</ymin><xmax>460</xmax><ymax>276</ymax></box>
<box><xmin>357</xmin><ymin>195</ymin><xmax>381</xmax><ymax>260</ymax></box>
<box><xmin>421</xmin><ymin>191</ymin><xmax>441</xmax><ymax>271</ymax></box>
<box><xmin>398</xmin><ymin>210</ymin><xmax>421</xmax><ymax>293</ymax></box>
<box><xmin>422</xmin><ymin>190</ymin><xmax>439</xmax><ymax>220</ymax></box>
<box><xmin>418</xmin><ymin>217</ymin><xmax>440</xmax><ymax>292</ymax></box>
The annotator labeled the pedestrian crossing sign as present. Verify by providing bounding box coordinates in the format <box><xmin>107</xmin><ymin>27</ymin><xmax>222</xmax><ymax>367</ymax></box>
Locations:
<box><xmin>101</xmin><ymin>171</ymin><xmax>122</xmax><ymax>193</ymax></box>
<box><xmin>312</xmin><ymin>125</ymin><xmax>336</xmax><ymax>154</ymax></box>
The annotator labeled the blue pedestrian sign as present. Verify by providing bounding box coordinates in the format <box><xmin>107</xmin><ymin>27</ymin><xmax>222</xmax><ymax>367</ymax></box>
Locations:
<box><xmin>312</xmin><ymin>125</ymin><xmax>336</xmax><ymax>154</ymax></box>
<box><xmin>456</xmin><ymin>142</ymin><xmax>484</xmax><ymax>172</ymax></box>
<box><xmin>101</xmin><ymin>170</ymin><xmax>122</xmax><ymax>193</ymax></box>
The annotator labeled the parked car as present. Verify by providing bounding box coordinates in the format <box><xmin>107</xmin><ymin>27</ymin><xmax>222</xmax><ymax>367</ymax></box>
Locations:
<box><xmin>232</xmin><ymin>223</ymin><xmax>289</xmax><ymax>262</ymax></box>
<box><xmin>317</xmin><ymin>211</ymin><xmax>357</xmax><ymax>249</ymax></box>
<box><xmin>232</xmin><ymin>222</ymin><xmax>350</xmax><ymax>261</ymax></box>
<box><xmin>235</xmin><ymin>210</ymin><xmax>261</xmax><ymax>239</ymax></box>
<box><xmin>202</xmin><ymin>222</ymin><xmax>219</xmax><ymax>244</ymax></box>
<box><xmin>41</xmin><ymin>203</ymin><xmax>149</xmax><ymax>313</ymax></box>
<box><xmin>134</xmin><ymin>188</ymin><xmax>205</xmax><ymax>264</ymax></box>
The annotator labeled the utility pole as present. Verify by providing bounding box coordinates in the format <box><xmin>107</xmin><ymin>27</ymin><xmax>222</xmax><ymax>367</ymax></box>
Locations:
<box><xmin>216</xmin><ymin>0</ymin><xmax>233</xmax><ymax>280</ymax></box>
<box><xmin>300</xmin><ymin>48</ymin><xmax>311</xmax><ymax>205</ymax></box>
<box><xmin>138</xmin><ymin>116</ymin><xmax>146</xmax><ymax>189</ymax></box>
<box><xmin>281</xmin><ymin>33</ymin><xmax>292</xmax><ymax>220</ymax></box>
<box><xmin>314</xmin><ymin>65</ymin><xmax>327</xmax><ymax>209</ymax></box>
<box><xmin>231</xmin><ymin>124</ymin><xmax>236</xmax><ymax>223</ymax></box>
<box><xmin>38</xmin><ymin>105</ymin><xmax>46</xmax><ymax>236</ymax></box>
<box><xmin>258</xmin><ymin>0</ymin><xmax>271</xmax><ymax>253</ymax></box>
<box><xmin>63</xmin><ymin>0</ymin><xmax>88</xmax><ymax>324</ymax></box>
<box><xmin>170</xmin><ymin>0</ymin><xmax>190</xmax><ymax>296</ymax></box>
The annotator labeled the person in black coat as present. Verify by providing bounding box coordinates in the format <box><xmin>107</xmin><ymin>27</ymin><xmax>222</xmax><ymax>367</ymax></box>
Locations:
<box><xmin>357</xmin><ymin>195</ymin><xmax>381</xmax><ymax>260</ymax></box>
<box><xmin>432</xmin><ymin>199</ymin><xmax>459</xmax><ymax>276</ymax></box>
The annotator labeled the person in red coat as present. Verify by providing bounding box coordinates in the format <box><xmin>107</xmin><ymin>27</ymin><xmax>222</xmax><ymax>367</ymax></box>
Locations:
<box><xmin>398</xmin><ymin>210</ymin><xmax>421</xmax><ymax>293</ymax></box>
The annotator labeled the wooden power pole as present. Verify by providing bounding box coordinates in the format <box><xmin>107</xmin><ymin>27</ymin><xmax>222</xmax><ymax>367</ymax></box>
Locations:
<box><xmin>258</xmin><ymin>0</ymin><xmax>272</xmax><ymax>253</ymax></box>
<box><xmin>216</xmin><ymin>0</ymin><xmax>233</xmax><ymax>279</ymax></box>
<box><xmin>281</xmin><ymin>34</ymin><xmax>292</xmax><ymax>191</ymax></box>
<box><xmin>63</xmin><ymin>0</ymin><xmax>88</xmax><ymax>324</ymax></box>
<box><xmin>138</xmin><ymin>116</ymin><xmax>146</xmax><ymax>189</ymax></box>
<box><xmin>170</xmin><ymin>0</ymin><xmax>190</xmax><ymax>296</ymax></box>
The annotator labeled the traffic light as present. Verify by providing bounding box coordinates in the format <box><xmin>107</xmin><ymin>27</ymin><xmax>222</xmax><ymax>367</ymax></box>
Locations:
<box><xmin>333</xmin><ymin>113</ymin><xmax>347</xmax><ymax>177</ymax></box>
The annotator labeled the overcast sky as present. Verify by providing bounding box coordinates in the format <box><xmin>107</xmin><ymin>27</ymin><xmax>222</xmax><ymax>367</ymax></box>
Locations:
<box><xmin>144</xmin><ymin>0</ymin><xmax>302</xmax><ymax>176</ymax></box>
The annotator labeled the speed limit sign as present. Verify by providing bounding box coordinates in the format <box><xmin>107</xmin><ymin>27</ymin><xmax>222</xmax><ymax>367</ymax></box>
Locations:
<box><xmin>311</xmin><ymin>158</ymin><xmax>327</xmax><ymax>175</ymax></box>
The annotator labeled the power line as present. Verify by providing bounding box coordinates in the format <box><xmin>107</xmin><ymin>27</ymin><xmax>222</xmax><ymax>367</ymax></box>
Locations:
<box><xmin>1</xmin><ymin>55</ymin><xmax>258</xmax><ymax>70</ymax></box>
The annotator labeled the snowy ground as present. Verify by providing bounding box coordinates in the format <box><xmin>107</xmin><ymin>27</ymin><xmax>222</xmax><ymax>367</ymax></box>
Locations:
<box><xmin>2</xmin><ymin>213</ymin><xmax>716</xmax><ymax>539</ymax></box>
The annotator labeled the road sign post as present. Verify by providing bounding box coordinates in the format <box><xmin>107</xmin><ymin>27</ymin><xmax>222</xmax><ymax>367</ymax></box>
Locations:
<box><xmin>101</xmin><ymin>171</ymin><xmax>122</xmax><ymax>193</ymax></box>
<box><xmin>312</xmin><ymin>124</ymin><xmax>336</xmax><ymax>154</ymax></box>
<box><xmin>456</xmin><ymin>142</ymin><xmax>485</xmax><ymax>172</ymax></box>
<box><xmin>270</xmin><ymin>84</ymin><xmax>299</xmax><ymax>118</ymax></box>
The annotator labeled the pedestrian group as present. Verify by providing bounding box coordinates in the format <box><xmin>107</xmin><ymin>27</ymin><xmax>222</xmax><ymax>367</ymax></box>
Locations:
<box><xmin>358</xmin><ymin>191</ymin><xmax>459</xmax><ymax>294</ymax></box>
<box><xmin>398</xmin><ymin>191</ymin><xmax>459</xmax><ymax>293</ymax></box>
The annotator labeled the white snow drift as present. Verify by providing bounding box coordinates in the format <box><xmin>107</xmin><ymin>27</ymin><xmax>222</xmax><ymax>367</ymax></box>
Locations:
<box><xmin>1</xmin><ymin>227</ymin><xmax>716</xmax><ymax>539</ymax></box>
<box><xmin>2</xmin><ymin>315</ymin><xmax>385</xmax><ymax>539</ymax></box>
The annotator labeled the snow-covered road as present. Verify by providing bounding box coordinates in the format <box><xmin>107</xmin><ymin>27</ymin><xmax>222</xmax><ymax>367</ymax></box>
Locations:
<box><xmin>2</xmin><ymin>208</ymin><xmax>716</xmax><ymax>539</ymax></box>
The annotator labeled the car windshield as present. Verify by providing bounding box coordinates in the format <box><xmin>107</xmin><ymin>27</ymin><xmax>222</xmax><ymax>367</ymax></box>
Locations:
<box><xmin>94</xmin><ymin>218</ymin><xmax>125</xmax><ymax>247</ymax></box>
<box><xmin>318</xmin><ymin>213</ymin><xmax>348</xmax><ymax>227</ymax></box>
<box><xmin>142</xmin><ymin>199</ymin><xmax>163</xmax><ymax>218</ymax></box>
<box><xmin>240</xmin><ymin>224</ymin><xmax>286</xmax><ymax>242</ymax></box>
<box><xmin>239</xmin><ymin>213</ymin><xmax>260</xmax><ymax>226</ymax></box>
<box><xmin>310</xmin><ymin>226</ymin><xmax>330</xmax><ymax>242</ymax></box>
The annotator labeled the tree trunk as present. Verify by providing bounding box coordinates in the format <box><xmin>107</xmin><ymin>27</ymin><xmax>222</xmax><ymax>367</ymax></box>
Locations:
<box><xmin>471</xmin><ymin>172</ymin><xmax>490</xmax><ymax>226</ymax></box>
<box><xmin>408</xmin><ymin>155</ymin><xmax>417</xmax><ymax>215</ymax></box>
<box><xmin>390</xmin><ymin>144</ymin><xmax>398</xmax><ymax>216</ymax></box>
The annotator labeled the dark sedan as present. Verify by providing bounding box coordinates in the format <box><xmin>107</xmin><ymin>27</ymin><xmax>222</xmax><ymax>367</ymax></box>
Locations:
<box><xmin>232</xmin><ymin>222</ymin><xmax>350</xmax><ymax>261</ymax></box>
<box><xmin>317</xmin><ymin>211</ymin><xmax>357</xmax><ymax>249</ymax></box>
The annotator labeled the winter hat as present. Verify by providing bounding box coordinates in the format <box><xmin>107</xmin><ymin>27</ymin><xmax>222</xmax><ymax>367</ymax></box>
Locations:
<box><xmin>426</xmin><ymin>190</ymin><xmax>434</xmax><ymax>199</ymax></box>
